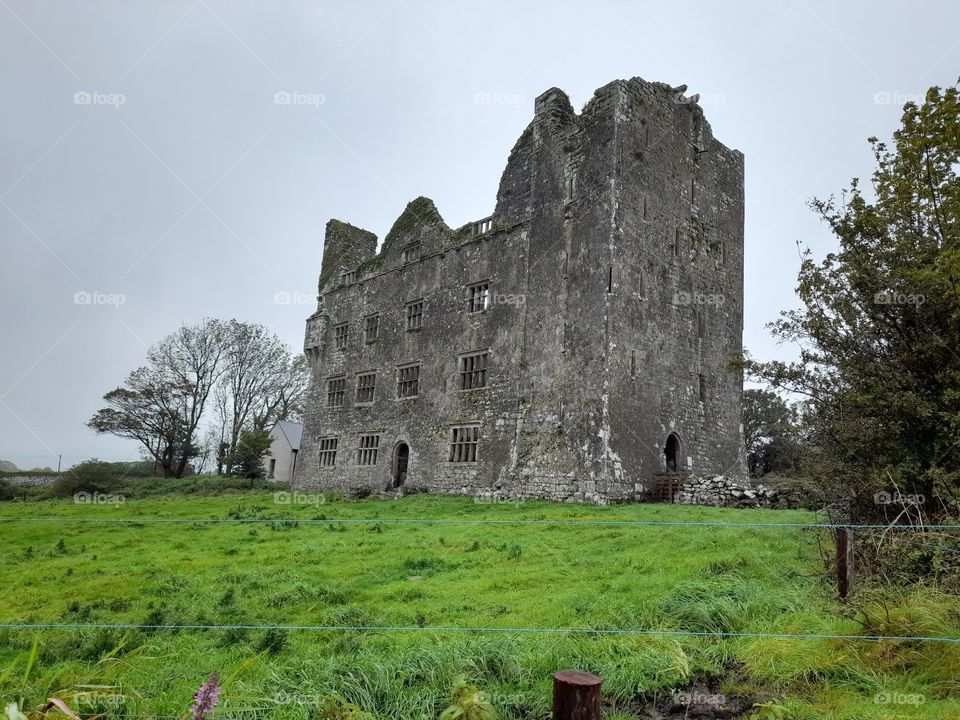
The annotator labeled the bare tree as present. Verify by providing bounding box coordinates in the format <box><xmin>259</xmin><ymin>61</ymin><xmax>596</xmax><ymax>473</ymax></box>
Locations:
<box><xmin>89</xmin><ymin>319</ymin><xmax>228</xmax><ymax>478</ymax></box>
<box><xmin>90</xmin><ymin>318</ymin><xmax>307</xmax><ymax>479</ymax></box>
<box><xmin>217</xmin><ymin>321</ymin><xmax>311</xmax><ymax>458</ymax></box>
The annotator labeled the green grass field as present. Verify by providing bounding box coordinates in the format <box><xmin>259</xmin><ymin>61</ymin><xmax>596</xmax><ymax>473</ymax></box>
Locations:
<box><xmin>1</xmin><ymin>490</ymin><xmax>958</xmax><ymax>719</ymax></box>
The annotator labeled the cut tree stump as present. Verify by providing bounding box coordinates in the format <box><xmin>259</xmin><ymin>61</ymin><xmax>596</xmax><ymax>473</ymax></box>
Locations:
<box><xmin>553</xmin><ymin>670</ymin><xmax>601</xmax><ymax>720</ymax></box>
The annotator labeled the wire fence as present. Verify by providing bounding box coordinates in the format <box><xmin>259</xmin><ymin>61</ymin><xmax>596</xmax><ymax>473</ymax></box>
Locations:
<box><xmin>0</xmin><ymin>622</ymin><xmax>959</xmax><ymax>644</ymax></box>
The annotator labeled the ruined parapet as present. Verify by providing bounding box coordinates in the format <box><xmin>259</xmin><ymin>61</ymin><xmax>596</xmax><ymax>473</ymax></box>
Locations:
<box><xmin>319</xmin><ymin>220</ymin><xmax>378</xmax><ymax>292</ymax></box>
<box><xmin>380</xmin><ymin>196</ymin><xmax>452</xmax><ymax>262</ymax></box>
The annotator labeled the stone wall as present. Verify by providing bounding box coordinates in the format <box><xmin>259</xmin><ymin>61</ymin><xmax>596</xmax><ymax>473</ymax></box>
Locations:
<box><xmin>3</xmin><ymin>475</ymin><xmax>58</xmax><ymax>487</ymax></box>
<box><xmin>673</xmin><ymin>474</ymin><xmax>801</xmax><ymax>509</ymax></box>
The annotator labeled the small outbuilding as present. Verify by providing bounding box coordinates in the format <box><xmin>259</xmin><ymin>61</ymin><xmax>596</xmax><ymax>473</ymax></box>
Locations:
<box><xmin>263</xmin><ymin>421</ymin><xmax>302</xmax><ymax>482</ymax></box>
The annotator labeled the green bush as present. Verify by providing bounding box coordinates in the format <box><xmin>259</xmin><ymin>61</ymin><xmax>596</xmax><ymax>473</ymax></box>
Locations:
<box><xmin>52</xmin><ymin>459</ymin><xmax>121</xmax><ymax>498</ymax></box>
<box><xmin>0</xmin><ymin>478</ymin><xmax>16</xmax><ymax>501</ymax></box>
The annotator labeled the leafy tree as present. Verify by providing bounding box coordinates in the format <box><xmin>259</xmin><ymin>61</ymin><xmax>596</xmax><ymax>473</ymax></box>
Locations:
<box><xmin>226</xmin><ymin>429</ymin><xmax>273</xmax><ymax>478</ymax></box>
<box><xmin>745</xmin><ymin>85</ymin><xmax>960</xmax><ymax>518</ymax></box>
<box><xmin>742</xmin><ymin>388</ymin><xmax>800</xmax><ymax>476</ymax></box>
<box><xmin>88</xmin><ymin>366</ymin><xmax>191</xmax><ymax>477</ymax></box>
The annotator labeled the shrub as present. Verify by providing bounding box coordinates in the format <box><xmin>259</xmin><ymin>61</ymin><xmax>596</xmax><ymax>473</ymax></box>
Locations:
<box><xmin>0</xmin><ymin>478</ymin><xmax>17</xmax><ymax>501</ymax></box>
<box><xmin>52</xmin><ymin>459</ymin><xmax>120</xmax><ymax>498</ymax></box>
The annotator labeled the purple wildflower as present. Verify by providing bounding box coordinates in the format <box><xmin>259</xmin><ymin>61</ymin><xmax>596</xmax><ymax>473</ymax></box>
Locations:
<box><xmin>189</xmin><ymin>671</ymin><xmax>221</xmax><ymax>720</ymax></box>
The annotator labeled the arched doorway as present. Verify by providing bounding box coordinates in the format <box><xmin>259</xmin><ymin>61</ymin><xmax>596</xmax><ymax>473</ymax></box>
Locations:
<box><xmin>392</xmin><ymin>443</ymin><xmax>409</xmax><ymax>487</ymax></box>
<box><xmin>664</xmin><ymin>433</ymin><xmax>681</xmax><ymax>473</ymax></box>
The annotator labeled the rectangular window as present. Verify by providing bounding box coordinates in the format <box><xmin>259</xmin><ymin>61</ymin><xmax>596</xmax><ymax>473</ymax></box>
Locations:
<box><xmin>358</xmin><ymin>434</ymin><xmax>380</xmax><ymax>466</ymax></box>
<box><xmin>459</xmin><ymin>350</ymin><xmax>489</xmax><ymax>390</ymax></box>
<box><xmin>397</xmin><ymin>363</ymin><xmax>420</xmax><ymax>398</ymax></box>
<box><xmin>341</xmin><ymin>270</ymin><xmax>357</xmax><ymax>285</ymax></box>
<box><xmin>318</xmin><ymin>437</ymin><xmax>338</xmax><ymax>467</ymax></box>
<box><xmin>401</xmin><ymin>242</ymin><xmax>420</xmax><ymax>264</ymax></box>
<box><xmin>334</xmin><ymin>322</ymin><xmax>348</xmax><ymax>350</ymax></box>
<box><xmin>406</xmin><ymin>299</ymin><xmax>424</xmax><ymax>330</ymax></box>
<box><xmin>355</xmin><ymin>372</ymin><xmax>376</xmax><ymax>404</ymax></box>
<box><xmin>364</xmin><ymin>314</ymin><xmax>380</xmax><ymax>343</ymax></box>
<box><xmin>448</xmin><ymin>424</ymin><xmax>480</xmax><ymax>463</ymax></box>
<box><xmin>326</xmin><ymin>376</ymin><xmax>346</xmax><ymax>407</ymax></box>
<box><xmin>698</xmin><ymin>373</ymin><xmax>706</xmax><ymax>402</ymax></box>
<box><xmin>466</xmin><ymin>282</ymin><xmax>490</xmax><ymax>313</ymax></box>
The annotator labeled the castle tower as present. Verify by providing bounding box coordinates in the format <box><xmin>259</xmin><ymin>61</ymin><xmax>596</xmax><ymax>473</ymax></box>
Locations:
<box><xmin>295</xmin><ymin>77</ymin><xmax>745</xmax><ymax>502</ymax></box>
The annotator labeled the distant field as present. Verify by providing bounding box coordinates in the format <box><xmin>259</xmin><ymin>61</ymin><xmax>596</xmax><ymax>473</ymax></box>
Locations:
<box><xmin>1</xmin><ymin>492</ymin><xmax>958</xmax><ymax>719</ymax></box>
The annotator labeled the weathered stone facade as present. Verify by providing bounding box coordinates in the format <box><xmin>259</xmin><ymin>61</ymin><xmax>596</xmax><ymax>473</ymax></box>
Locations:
<box><xmin>294</xmin><ymin>77</ymin><xmax>747</xmax><ymax>502</ymax></box>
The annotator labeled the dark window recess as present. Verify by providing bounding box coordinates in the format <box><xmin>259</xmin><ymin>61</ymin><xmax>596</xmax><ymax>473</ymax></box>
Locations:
<box><xmin>334</xmin><ymin>323</ymin><xmax>348</xmax><ymax>350</ymax></box>
<box><xmin>340</xmin><ymin>271</ymin><xmax>357</xmax><ymax>285</ymax></box>
<box><xmin>448</xmin><ymin>424</ymin><xmax>479</xmax><ymax>463</ymax></box>
<box><xmin>467</xmin><ymin>282</ymin><xmax>490</xmax><ymax>313</ymax></box>
<box><xmin>357</xmin><ymin>434</ymin><xmax>380</xmax><ymax>466</ymax></box>
<box><xmin>401</xmin><ymin>243</ymin><xmax>420</xmax><ymax>264</ymax></box>
<box><xmin>699</xmin><ymin>374</ymin><xmax>706</xmax><ymax>402</ymax></box>
<box><xmin>459</xmin><ymin>351</ymin><xmax>489</xmax><ymax>390</ymax></box>
<box><xmin>364</xmin><ymin>315</ymin><xmax>379</xmax><ymax>342</ymax></box>
<box><xmin>397</xmin><ymin>364</ymin><xmax>420</xmax><ymax>398</ymax></box>
<box><xmin>355</xmin><ymin>373</ymin><xmax>376</xmax><ymax>404</ymax></box>
<box><xmin>326</xmin><ymin>377</ymin><xmax>346</xmax><ymax>407</ymax></box>
<box><xmin>406</xmin><ymin>300</ymin><xmax>424</xmax><ymax>330</ymax></box>
<box><xmin>318</xmin><ymin>437</ymin><xmax>338</xmax><ymax>467</ymax></box>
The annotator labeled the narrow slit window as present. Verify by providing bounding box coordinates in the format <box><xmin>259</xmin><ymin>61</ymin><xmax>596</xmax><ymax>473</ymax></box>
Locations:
<box><xmin>364</xmin><ymin>314</ymin><xmax>380</xmax><ymax>343</ymax></box>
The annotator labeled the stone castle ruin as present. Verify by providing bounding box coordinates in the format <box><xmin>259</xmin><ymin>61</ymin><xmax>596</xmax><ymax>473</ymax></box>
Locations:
<box><xmin>294</xmin><ymin>76</ymin><xmax>746</xmax><ymax>502</ymax></box>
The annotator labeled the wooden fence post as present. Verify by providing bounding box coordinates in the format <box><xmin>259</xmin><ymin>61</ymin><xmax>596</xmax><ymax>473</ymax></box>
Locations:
<box><xmin>553</xmin><ymin>671</ymin><xmax>601</xmax><ymax>720</ymax></box>
<box><xmin>836</xmin><ymin>527</ymin><xmax>853</xmax><ymax>600</ymax></box>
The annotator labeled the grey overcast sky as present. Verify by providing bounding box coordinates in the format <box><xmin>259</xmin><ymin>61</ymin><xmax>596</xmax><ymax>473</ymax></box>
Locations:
<box><xmin>1</xmin><ymin>1</ymin><xmax>957</xmax><ymax>469</ymax></box>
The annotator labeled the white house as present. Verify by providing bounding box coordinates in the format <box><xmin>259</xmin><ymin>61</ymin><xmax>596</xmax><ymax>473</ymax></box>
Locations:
<box><xmin>263</xmin><ymin>421</ymin><xmax>302</xmax><ymax>482</ymax></box>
